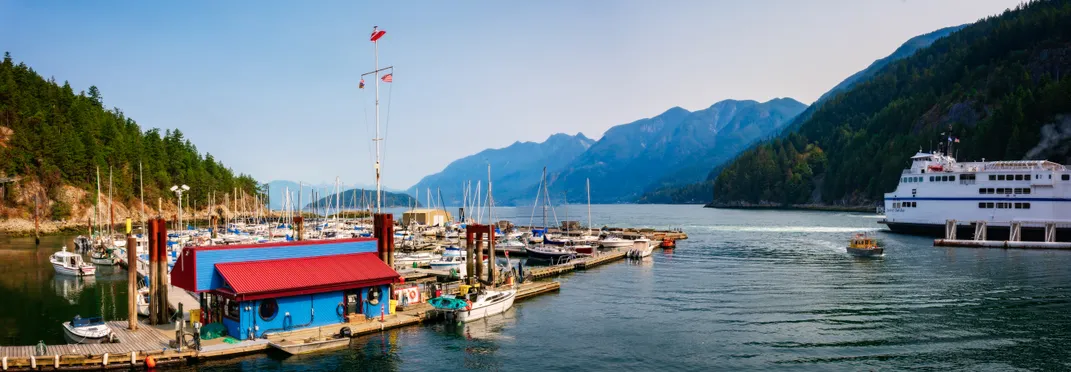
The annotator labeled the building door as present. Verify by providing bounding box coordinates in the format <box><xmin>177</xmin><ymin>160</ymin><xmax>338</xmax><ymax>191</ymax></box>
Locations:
<box><xmin>345</xmin><ymin>290</ymin><xmax>361</xmax><ymax>316</ymax></box>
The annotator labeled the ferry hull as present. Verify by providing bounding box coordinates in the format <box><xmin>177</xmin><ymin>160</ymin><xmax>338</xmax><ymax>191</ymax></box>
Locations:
<box><xmin>884</xmin><ymin>221</ymin><xmax>1071</xmax><ymax>241</ymax></box>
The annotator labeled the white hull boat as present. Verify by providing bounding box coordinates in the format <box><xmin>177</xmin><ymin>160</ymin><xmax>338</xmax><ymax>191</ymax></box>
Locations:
<box><xmin>431</xmin><ymin>289</ymin><xmax>516</xmax><ymax>323</ymax></box>
<box><xmin>599</xmin><ymin>237</ymin><xmax>633</xmax><ymax>249</ymax></box>
<box><xmin>627</xmin><ymin>238</ymin><xmax>654</xmax><ymax>258</ymax></box>
<box><xmin>51</xmin><ymin>247</ymin><xmax>96</xmax><ymax>276</ymax></box>
<box><xmin>62</xmin><ymin>316</ymin><xmax>113</xmax><ymax>344</ymax></box>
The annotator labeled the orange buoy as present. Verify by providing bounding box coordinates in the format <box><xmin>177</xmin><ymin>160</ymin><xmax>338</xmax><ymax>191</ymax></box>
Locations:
<box><xmin>661</xmin><ymin>238</ymin><xmax>676</xmax><ymax>248</ymax></box>
<box><xmin>145</xmin><ymin>355</ymin><xmax>156</xmax><ymax>368</ymax></box>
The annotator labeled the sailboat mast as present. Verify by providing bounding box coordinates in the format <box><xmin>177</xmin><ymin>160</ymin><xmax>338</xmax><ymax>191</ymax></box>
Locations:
<box><xmin>139</xmin><ymin>162</ymin><xmax>145</xmax><ymax>233</ymax></box>
<box><xmin>542</xmin><ymin>167</ymin><xmax>547</xmax><ymax>230</ymax></box>
<box><xmin>95</xmin><ymin>166</ymin><xmax>101</xmax><ymax>238</ymax></box>
<box><xmin>587</xmin><ymin>178</ymin><xmax>591</xmax><ymax>235</ymax></box>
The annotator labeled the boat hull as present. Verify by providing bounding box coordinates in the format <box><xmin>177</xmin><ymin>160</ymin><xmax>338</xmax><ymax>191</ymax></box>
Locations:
<box><xmin>53</xmin><ymin>263</ymin><xmax>95</xmax><ymax>276</ymax></box>
<box><xmin>847</xmin><ymin>247</ymin><xmax>884</xmax><ymax>257</ymax></box>
<box><xmin>62</xmin><ymin>323</ymin><xmax>112</xmax><ymax>344</ymax></box>
<box><xmin>269</xmin><ymin>338</ymin><xmax>351</xmax><ymax>355</ymax></box>
<box><xmin>524</xmin><ymin>246</ymin><xmax>574</xmax><ymax>261</ymax></box>
<box><xmin>455</xmin><ymin>291</ymin><xmax>516</xmax><ymax>323</ymax></box>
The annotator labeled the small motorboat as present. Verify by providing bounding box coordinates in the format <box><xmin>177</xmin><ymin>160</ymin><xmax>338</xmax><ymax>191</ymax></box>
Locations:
<box><xmin>847</xmin><ymin>233</ymin><xmax>884</xmax><ymax>257</ymax></box>
<box><xmin>566</xmin><ymin>241</ymin><xmax>595</xmax><ymax>255</ymax></box>
<box><xmin>136</xmin><ymin>288</ymin><xmax>150</xmax><ymax>317</ymax></box>
<box><xmin>394</xmin><ymin>252</ymin><xmax>440</xmax><ymax>268</ymax></box>
<box><xmin>51</xmin><ymin>247</ymin><xmax>96</xmax><ymax>276</ymax></box>
<box><xmin>89</xmin><ymin>249</ymin><xmax>117</xmax><ymax>266</ymax></box>
<box><xmin>62</xmin><ymin>315</ymin><xmax>113</xmax><ymax>344</ymax></box>
<box><xmin>269</xmin><ymin>336</ymin><xmax>351</xmax><ymax>355</ymax></box>
<box><xmin>598</xmin><ymin>235</ymin><xmax>633</xmax><ymax>249</ymax></box>
<box><xmin>626</xmin><ymin>237</ymin><xmax>654</xmax><ymax>259</ymax></box>
<box><xmin>429</xmin><ymin>286</ymin><xmax>516</xmax><ymax>323</ymax></box>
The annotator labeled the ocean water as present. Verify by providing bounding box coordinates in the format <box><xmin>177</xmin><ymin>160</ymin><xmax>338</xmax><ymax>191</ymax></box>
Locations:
<box><xmin>3</xmin><ymin>205</ymin><xmax>1070</xmax><ymax>370</ymax></box>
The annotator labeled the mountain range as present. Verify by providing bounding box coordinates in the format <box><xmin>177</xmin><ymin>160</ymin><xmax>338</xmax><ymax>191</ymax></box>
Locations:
<box><xmin>409</xmin><ymin>22</ymin><xmax>975</xmax><ymax>206</ymax></box>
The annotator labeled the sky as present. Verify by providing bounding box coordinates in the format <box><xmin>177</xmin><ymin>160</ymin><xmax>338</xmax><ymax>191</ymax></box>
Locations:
<box><xmin>0</xmin><ymin>0</ymin><xmax>1025</xmax><ymax>189</ymax></box>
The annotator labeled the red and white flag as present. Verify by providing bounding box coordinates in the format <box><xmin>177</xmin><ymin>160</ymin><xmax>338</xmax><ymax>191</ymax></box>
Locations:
<box><xmin>381</xmin><ymin>73</ymin><xmax>393</xmax><ymax>83</ymax></box>
<box><xmin>370</xmin><ymin>26</ymin><xmax>386</xmax><ymax>42</ymax></box>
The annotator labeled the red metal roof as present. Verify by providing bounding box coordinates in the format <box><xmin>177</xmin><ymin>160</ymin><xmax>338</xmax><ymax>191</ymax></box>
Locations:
<box><xmin>214</xmin><ymin>252</ymin><xmax>399</xmax><ymax>301</ymax></box>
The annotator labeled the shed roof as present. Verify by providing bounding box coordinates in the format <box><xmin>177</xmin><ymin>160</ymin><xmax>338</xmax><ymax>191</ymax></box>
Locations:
<box><xmin>214</xmin><ymin>252</ymin><xmax>399</xmax><ymax>301</ymax></box>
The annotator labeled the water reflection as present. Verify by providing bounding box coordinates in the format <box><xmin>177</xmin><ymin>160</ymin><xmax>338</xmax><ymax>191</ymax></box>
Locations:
<box><xmin>52</xmin><ymin>275</ymin><xmax>96</xmax><ymax>305</ymax></box>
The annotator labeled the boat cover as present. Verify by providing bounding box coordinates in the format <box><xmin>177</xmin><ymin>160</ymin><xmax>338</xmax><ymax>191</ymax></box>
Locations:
<box><xmin>428</xmin><ymin>296</ymin><xmax>467</xmax><ymax>310</ymax></box>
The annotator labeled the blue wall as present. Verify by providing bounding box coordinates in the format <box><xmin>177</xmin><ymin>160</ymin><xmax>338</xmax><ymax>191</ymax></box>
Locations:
<box><xmin>195</xmin><ymin>239</ymin><xmax>377</xmax><ymax>291</ymax></box>
<box><xmin>223</xmin><ymin>285</ymin><xmax>393</xmax><ymax>339</ymax></box>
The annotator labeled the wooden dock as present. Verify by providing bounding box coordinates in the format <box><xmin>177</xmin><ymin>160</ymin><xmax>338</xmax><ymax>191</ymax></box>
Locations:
<box><xmin>529</xmin><ymin>250</ymin><xmax>627</xmax><ymax>279</ymax></box>
<box><xmin>0</xmin><ymin>321</ymin><xmax>190</xmax><ymax>370</ymax></box>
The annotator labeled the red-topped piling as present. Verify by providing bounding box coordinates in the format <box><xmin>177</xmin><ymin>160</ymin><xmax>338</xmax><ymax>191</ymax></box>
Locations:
<box><xmin>374</xmin><ymin>213</ymin><xmax>394</xmax><ymax>264</ymax></box>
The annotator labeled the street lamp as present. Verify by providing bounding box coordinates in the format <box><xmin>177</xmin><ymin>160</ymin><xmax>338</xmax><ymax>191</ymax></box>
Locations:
<box><xmin>170</xmin><ymin>185</ymin><xmax>190</xmax><ymax>230</ymax></box>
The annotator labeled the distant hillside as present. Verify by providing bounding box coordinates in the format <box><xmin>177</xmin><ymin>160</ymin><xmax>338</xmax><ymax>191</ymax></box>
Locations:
<box><xmin>305</xmin><ymin>188</ymin><xmax>419</xmax><ymax>211</ymax></box>
<box><xmin>0</xmin><ymin>52</ymin><xmax>259</xmax><ymax>230</ymax></box>
<box><xmin>407</xmin><ymin>133</ymin><xmax>594</xmax><ymax>205</ymax></box>
<box><xmin>712</xmin><ymin>1</ymin><xmax>1071</xmax><ymax>207</ymax></box>
<box><xmin>643</xmin><ymin>24</ymin><xmax>968</xmax><ymax>204</ymax></box>
<box><xmin>553</xmin><ymin>98</ymin><xmax>806</xmax><ymax>204</ymax></box>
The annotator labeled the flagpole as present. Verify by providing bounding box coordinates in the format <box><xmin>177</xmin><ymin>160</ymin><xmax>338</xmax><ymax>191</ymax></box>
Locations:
<box><xmin>374</xmin><ymin>30</ymin><xmax>382</xmax><ymax>214</ymax></box>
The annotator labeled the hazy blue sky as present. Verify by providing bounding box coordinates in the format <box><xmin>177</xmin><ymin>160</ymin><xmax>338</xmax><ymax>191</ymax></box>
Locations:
<box><xmin>1</xmin><ymin>0</ymin><xmax>1024</xmax><ymax>189</ymax></box>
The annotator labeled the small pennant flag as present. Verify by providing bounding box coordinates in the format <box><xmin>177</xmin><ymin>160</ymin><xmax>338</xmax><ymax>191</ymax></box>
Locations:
<box><xmin>370</xmin><ymin>26</ymin><xmax>386</xmax><ymax>42</ymax></box>
<box><xmin>954</xmin><ymin>137</ymin><xmax>960</xmax><ymax>143</ymax></box>
<box><xmin>359</xmin><ymin>79</ymin><xmax>365</xmax><ymax>89</ymax></box>
<box><xmin>381</xmin><ymin>73</ymin><xmax>393</xmax><ymax>83</ymax></box>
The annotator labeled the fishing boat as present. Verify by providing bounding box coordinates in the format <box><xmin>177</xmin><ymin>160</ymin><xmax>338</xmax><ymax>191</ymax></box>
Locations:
<box><xmin>62</xmin><ymin>315</ymin><xmax>113</xmax><ymax>344</ymax></box>
<box><xmin>847</xmin><ymin>233</ymin><xmax>884</xmax><ymax>257</ymax></box>
<box><xmin>626</xmin><ymin>237</ymin><xmax>654</xmax><ymax>258</ymax></box>
<box><xmin>269</xmin><ymin>336</ymin><xmax>351</xmax><ymax>356</ymax></box>
<box><xmin>429</xmin><ymin>287</ymin><xmax>516</xmax><ymax>323</ymax></box>
<box><xmin>51</xmin><ymin>247</ymin><xmax>96</xmax><ymax>276</ymax></box>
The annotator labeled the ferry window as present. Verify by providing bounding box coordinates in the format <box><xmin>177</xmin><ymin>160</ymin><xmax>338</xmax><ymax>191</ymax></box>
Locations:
<box><xmin>912</xmin><ymin>202</ymin><xmax>917</xmax><ymax>207</ymax></box>
<box><xmin>894</xmin><ymin>203</ymin><xmax>900</xmax><ymax>208</ymax></box>
<box><xmin>997</xmin><ymin>203</ymin><xmax>1005</xmax><ymax>209</ymax></box>
<box><xmin>1023</xmin><ymin>188</ymin><xmax>1030</xmax><ymax>194</ymax></box>
<box><xmin>997</xmin><ymin>175</ymin><xmax>1005</xmax><ymax>181</ymax></box>
<box><xmin>929</xmin><ymin>176</ymin><xmax>934</xmax><ymax>182</ymax></box>
<box><xmin>1024</xmin><ymin>203</ymin><xmax>1031</xmax><ymax>209</ymax></box>
<box><xmin>987</xmin><ymin>202</ymin><xmax>994</xmax><ymax>208</ymax></box>
<box><xmin>978</xmin><ymin>202</ymin><xmax>986</xmax><ymax>208</ymax></box>
<box><xmin>1014</xmin><ymin>188</ymin><xmax>1022</xmax><ymax>194</ymax></box>
<box><xmin>989</xmin><ymin>175</ymin><xmax>996</xmax><ymax>180</ymax></box>
<box><xmin>1015</xmin><ymin>174</ymin><xmax>1023</xmax><ymax>181</ymax></box>
<box><xmin>1063</xmin><ymin>174</ymin><xmax>1070</xmax><ymax>181</ymax></box>
<box><xmin>951</xmin><ymin>175</ymin><xmax>957</xmax><ymax>181</ymax></box>
<box><xmin>996</xmin><ymin>188</ymin><xmax>1004</xmax><ymax>194</ymax></box>
<box><xmin>1014</xmin><ymin>203</ymin><xmax>1022</xmax><ymax>209</ymax></box>
<box><xmin>1049</xmin><ymin>175</ymin><xmax>1052</xmax><ymax>179</ymax></box>
<box><xmin>978</xmin><ymin>188</ymin><xmax>986</xmax><ymax>195</ymax></box>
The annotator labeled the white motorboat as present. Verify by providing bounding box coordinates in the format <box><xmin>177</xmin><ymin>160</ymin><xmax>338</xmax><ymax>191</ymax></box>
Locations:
<box><xmin>429</xmin><ymin>248</ymin><xmax>466</xmax><ymax>275</ymax></box>
<box><xmin>599</xmin><ymin>235</ymin><xmax>633</xmax><ymax>249</ymax></box>
<box><xmin>136</xmin><ymin>287</ymin><xmax>150</xmax><ymax>317</ymax></box>
<box><xmin>62</xmin><ymin>315</ymin><xmax>113</xmax><ymax>344</ymax></box>
<box><xmin>430</xmin><ymin>288</ymin><xmax>516</xmax><ymax>323</ymax></box>
<box><xmin>626</xmin><ymin>237</ymin><xmax>654</xmax><ymax>258</ymax></box>
<box><xmin>51</xmin><ymin>247</ymin><xmax>96</xmax><ymax>276</ymax></box>
<box><xmin>395</xmin><ymin>252</ymin><xmax>441</xmax><ymax>268</ymax></box>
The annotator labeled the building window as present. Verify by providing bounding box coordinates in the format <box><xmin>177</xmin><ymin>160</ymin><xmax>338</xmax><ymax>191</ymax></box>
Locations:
<box><xmin>224</xmin><ymin>299</ymin><xmax>240</xmax><ymax>320</ymax></box>
<box><xmin>259</xmin><ymin>298</ymin><xmax>279</xmax><ymax>321</ymax></box>
<box><xmin>367</xmin><ymin>288</ymin><xmax>381</xmax><ymax>305</ymax></box>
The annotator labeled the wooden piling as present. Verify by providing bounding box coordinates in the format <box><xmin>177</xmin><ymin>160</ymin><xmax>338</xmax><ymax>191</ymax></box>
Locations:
<box><xmin>155</xmin><ymin>218</ymin><xmax>169</xmax><ymax>325</ymax></box>
<box><xmin>147</xmin><ymin>219</ymin><xmax>158</xmax><ymax>325</ymax></box>
<box><xmin>127</xmin><ymin>234</ymin><xmax>138</xmax><ymax>331</ymax></box>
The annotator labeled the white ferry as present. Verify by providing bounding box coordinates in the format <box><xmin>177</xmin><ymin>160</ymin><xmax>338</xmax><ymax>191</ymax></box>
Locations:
<box><xmin>881</xmin><ymin>150</ymin><xmax>1071</xmax><ymax>240</ymax></box>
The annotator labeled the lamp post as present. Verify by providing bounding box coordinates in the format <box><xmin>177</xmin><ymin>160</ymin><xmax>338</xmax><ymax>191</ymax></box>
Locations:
<box><xmin>170</xmin><ymin>185</ymin><xmax>190</xmax><ymax>230</ymax></box>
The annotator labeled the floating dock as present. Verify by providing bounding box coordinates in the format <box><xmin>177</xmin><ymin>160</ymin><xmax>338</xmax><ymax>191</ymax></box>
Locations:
<box><xmin>934</xmin><ymin>219</ymin><xmax>1071</xmax><ymax>249</ymax></box>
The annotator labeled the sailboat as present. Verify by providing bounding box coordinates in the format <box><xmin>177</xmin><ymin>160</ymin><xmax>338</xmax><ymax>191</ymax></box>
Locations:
<box><xmin>525</xmin><ymin>167</ymin><xmax>576</xmax><ymax>263</ymax></box>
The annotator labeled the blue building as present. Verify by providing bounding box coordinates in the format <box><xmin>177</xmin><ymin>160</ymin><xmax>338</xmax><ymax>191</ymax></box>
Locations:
<box><xmin>171</xmin><ymin>238</ymin><xmax>400</xmax><ymax>339</ymax></box>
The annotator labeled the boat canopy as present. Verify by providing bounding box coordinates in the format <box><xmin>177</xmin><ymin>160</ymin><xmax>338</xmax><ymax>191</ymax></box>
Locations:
<box><xmin>428</xmin><ymin>296</ymin><xmax>468</xmax><ymax>310</ymax></box>
<box><xmin>71</xmin><ymin>316</ymin><xmax>105</xmax><ymax>327</ymax></box>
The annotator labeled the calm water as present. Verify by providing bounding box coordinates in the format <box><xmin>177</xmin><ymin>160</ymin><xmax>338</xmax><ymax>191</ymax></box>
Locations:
<box><xmin>3</xmin><ymin>205</ymin><xmax>1070</xmax><ymax>370</ymax></box>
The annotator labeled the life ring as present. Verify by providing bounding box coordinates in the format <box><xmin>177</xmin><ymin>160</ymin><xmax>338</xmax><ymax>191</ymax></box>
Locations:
<box><xmin>336</xmin><ymin>302</ymin><xmax>345</xmax><ymax>316</ymax></box>
<box><xmin>465</xmin><ymin>300</ymin><xmax>472</xmax><ymax>312</ymax></box>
